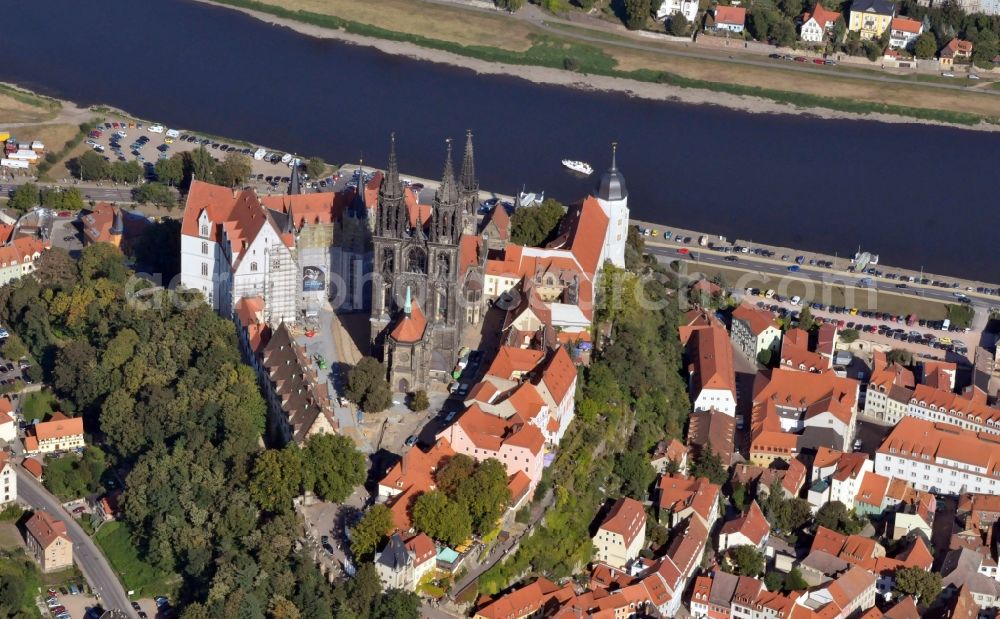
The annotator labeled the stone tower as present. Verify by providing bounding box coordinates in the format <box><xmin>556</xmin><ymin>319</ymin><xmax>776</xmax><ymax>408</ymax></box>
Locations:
<box><xmin>593</xmin><ymin>142</ymin><xmax>629</xmax><ymax>269</ymax></box>
<box><xmin>370</xmin><ymin>136</ymin><xmax>466</xmax><ymax>391</ymax></box>
<box><xmin>459</xmin><ymin>130</ymin><xmax>478</xmax><ymax>235</ymax></box>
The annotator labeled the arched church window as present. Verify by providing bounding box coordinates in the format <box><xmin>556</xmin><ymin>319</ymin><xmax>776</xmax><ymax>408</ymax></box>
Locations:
<box><xmin>406</xmin><ymin>247</ymin><xmax>427</xmax><ymax>274</ymax></box>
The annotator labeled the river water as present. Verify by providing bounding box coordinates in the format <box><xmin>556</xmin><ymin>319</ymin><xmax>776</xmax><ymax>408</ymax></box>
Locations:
<box><xmin>3</xmin><ymin>0</ymin><xmax>998</xmax><ymax>279</ymax></box>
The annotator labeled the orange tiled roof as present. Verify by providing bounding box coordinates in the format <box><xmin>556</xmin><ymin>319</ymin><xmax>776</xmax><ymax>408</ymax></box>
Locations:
<box><xmin>25</xmin><ymin>510</ymin><xmax>69</xmax><ymax>549</ymax></box>
<box><xmin>487</xmin><ymin>346</ymin><xmax>545</xmax><ymax>380</ymax></box>
<box><xmin>690</xmin><ymin>325</ymin><xmax>736</xmax><ymax>393</ymax></box>
<box><xmin>803</xmin><ymin>3</ymin><xmax>842</xmax><ymax>28</ymax></box>
<box><xmin>389</xmin><ymin>299</ymin><xmax>427</xmax><ymax>344</ymax></box>
<box><xmin>657</xmin><ymin>474</ymin><xmax>720</xmax><ymax>525</ymax></box>
<box><xmin>475</xmin><ymin>577</ymin><xmax>575</xmax><ymax>619</ymax></box>
<box><xmin>378</xmin><ymin>438</ymin><xmax>456</xmax><ymax>530</ymax></box>
<box><xmin>599</xmin><ymin>497</ymin><xmax>646</xmax><ymax>548</ymax></box>
<box><xmin>891</xmin><ymin>16</ymin><xmax>922</xmax><ymax>33</ymax></box>
<box><xmin>855</xmin><ymin>471</ymin><xmax>890</xmax><ymax>508</ymax></box>
<box><xmin>942</xmin><ymin>38</ymin><xmax>973</xmax><ymax>58</ymax></box>
<box><xmin>780</xmin><ymin>328</ymin><xmax>827</xmax><ymax>372</ymax></box>
<box><xmin>404</xmin><ymin>532</ymin><xmax>436</xmax><ymax>567</ymax></box>
<box><xmin>715</xmin><ymin>5</ymin><xmax>746</xmax><ymax>25</ymax></box>
<box><xmin>732</xmin><ymin>303</ymin><xmax>780</xmax><ymax>336</ymax></box>
<box><xmin>878</xmin><ymin>417</ymin><xmax>1000</xmax><ymax>474</ymax></box>
<box><xmin>541</xmin><ymin>346</ymin><xmax>576</xmax><ymax>405</ymax></box>
<box><xmin>32</xmin><ymin>412</ymin><xmax>83</xmax><ymax>441</ymax></box>
<box><xmin>720</xmin><ymin>500</ymin><xmax>769</xmax><ymax>545</ymax></box>
<box><xmin>452</xmin><ymin>404</ymin><xmax>545</xmax><ymax>455</ymax></box>
<box><xmin>811</xmin><ymin>526</ymin><xmax>848</xmax><ymax>556</ymax></box>
<box><xmin>22</xmin><ymin>457</ymin><xmax>43</xmax><ymax>479</ymax></box>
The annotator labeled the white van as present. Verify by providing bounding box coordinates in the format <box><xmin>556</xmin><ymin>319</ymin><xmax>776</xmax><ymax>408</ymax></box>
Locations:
<box><xmin>165</xmin><ymin>129</ymin><xmax>180</xmax><ymax>139</ymax></box>
<box><xmin>253</xmin><ymin>148</ymin><xmax>267</xmax><ymax>160</ymax></box>
<box><xmin>280</xmin><ymin>153</ymin><xmax>293</xmax><ymax>164</ymax></box>
<box><xmin>148</xmin><ymin>124</ymin><xmax>165</xmax><ymax>134</ymax></box>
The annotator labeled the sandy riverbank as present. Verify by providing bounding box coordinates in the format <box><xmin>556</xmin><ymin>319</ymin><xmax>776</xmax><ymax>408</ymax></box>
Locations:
<box><xmin>192</xmin><ymin>0</ymin><xmax>1000</xmax><ymax>132</ymax></box>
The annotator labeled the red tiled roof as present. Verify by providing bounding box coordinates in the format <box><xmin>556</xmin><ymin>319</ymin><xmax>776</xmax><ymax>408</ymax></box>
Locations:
<box><xmin>32</xmin><ymin>412</ymin><xmax>83</xmax><ymax>441</ymax></box>
<box><xmin>891</xmin><ymin>16</ymin><xmax>922</xmax><ymax>33</ymax></box>
<box><xmin>260</xmin><ymin>192</ymin><xmax>336</xmax><ymax>227</ymax></box>
<box><xmin>475</xmin><ymin>577</ymin><xmax>575</xmax><ymax>619</ymax></box>
<box><xmin>404</xmin><ymin>532</ymin><xmax>436</xmax><ymax>567</ymax></box>
<box><xmin>732</xmin><ymin>303</ymin><xmax>780</xmax><ymax>336</ymax></box>
<box><xmin>25</xmin><ymin>510</ymin><xmax>69</xmax><ymax>549</ymax></box>
<box><xmin>878</xmin><ymin>417</ymin><xmax>1000</xmax><ymax>474</ymax></box>
<box><xmin>22</xmin><ymin>457</ymin><xmax>43</xmax><ymax>479</ymax></box>
<box><xmin>690</xmin><ymin>325</ymin><xmax>736</xmax><ymax>393</ymax></box>
<box><xmin>715</xmin><ymin>5</ymin><xmax>746</xmax><ymax>25</ymax></box>
<box><xmin>541</xmin><ymin>346</ymin><xmax>576</xmax><ymax>405</ymax></box>
<box><xmin>389</xmin><ymin>300</ymin><xmax>427</xmax><ymax>343</ymax></box>
<box><xmin>720</xmin><ymin>500</ymin><xmax>769</xmax><ymax>545</ymax></box>
<box><xmin>803</xmin><ymin>3</ymin><xmax>842</xmax><ymax>28</ymax></box>
<box><xmin>599</xmin><ymin>497</ymin><xmax>646</xmax><ymax>548</ymax></box>
<box><xmin>657</xmin><ymin>474</ymin><xmax>720</xmax><ymax>526</ymax></box>
<box><xmin>453</xmin><ymin>404</ymin><xmax>545</xmax><ymax>455</ymax></box>
<box><xmin>942</xmin><ymin>38</ymin><xmax>973</xmax><ymax>58</ymax></box>
<box><xmin>487</xmin><ymin>347</ymin><xmax>545</xmax><ymax>380</ymax></box>
<box><xmin>378</xmin><ymin>438</ymin><xmax>456</xmax><ymax>530</ymax></box>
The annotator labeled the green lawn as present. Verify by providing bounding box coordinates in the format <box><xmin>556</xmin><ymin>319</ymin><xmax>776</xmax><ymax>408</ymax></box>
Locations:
<box><xmin>94</xmin><ymin>522</ymin><xmax>177</xmax><ymax>597</ymax></box>
<box><xmin>22</xmin><ymin>389</ymin><xmax>59</xmax><ymax>421</ymax></box>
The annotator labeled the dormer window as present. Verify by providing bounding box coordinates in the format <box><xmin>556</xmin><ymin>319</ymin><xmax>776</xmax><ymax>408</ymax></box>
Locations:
<box><xmin>200</xmin><ymin>224</ymin><xmax>209</xmax><ymax>237</ymax></box>
<box><xmin>251</xmin><ymin>262</ymin><xmax>258</xmax><ymax>272</ymax></box>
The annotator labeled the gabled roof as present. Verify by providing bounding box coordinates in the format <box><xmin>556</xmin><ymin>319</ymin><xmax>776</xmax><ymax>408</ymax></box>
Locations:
<box><xmin>891</xmin><ymin>16</ymin><xmax>922</xmax><ymax>33</ymax></box>
<box><xmin>540</xmin><ymin>346</ymin><xmax>576</xmax><ymax>405</ymax></box>
<box><xmin>377</xmin><ymin>533</ymin><xmax>410</xmax><ymax>570</ymax></box>
<box><xmin>941</xmin><ymin>38</ymin><xmax>973</xmax><ymax>58</ymax></box>
<box><xmin>720</xmin><ymin>500</ymin><xmax>770</xmax><ymax>545</ymax></box>
<box><xmin>448</xmin><ymin>404</ymin><xmax>545</xmax><ymax>455</ymax></box>
<box><xmin>657</xmin><ymin>474</ymin><xmax>720</xmax><ymax>526</ymax></box>
<box><xmin>378</xmin><ymin>438</ymin><xmax>456</xmax><ymax>530</ymax></box>
<box><xmin>690</xmin><ymin>325</ymin><xmax>736</xmax><ymax>394</ymax></box>
<box><xmin>803</xmin><ymin>3</ymin><xmax>842</xmax><ymax>27</ymax></box>
<box><xmin>878</xmin><ymin>417</ymin><xmax>1000</xmax><ymax>475</ymax></box>
<box><xmin>32</xmin><ymin>412</ymin><xmax>83</xmax><ymax>441</ymax></box>
<box><xmin>261</xmin><ymin>324</ymin><xmax>336</xmax><ymax>443</ymax></box>
<box><xmin>482</xmin><ymin>203</ymin><xmax>511</xmax><ymax>241</ymax></box>
<box><xmin>598</xmin><ymin>497</ymin><xmax>646</xmax><ymax>548</ymax></box>
<box><xmin>474</xmin><ymin>577</ymin><xmax>575</xmax><ymax>619</ymax></box>
<box><xmin>732</xmin><ymin>303</ymin><xmax>780</xmax><ymax>336</ymax></box>
<box><xmin>25</xmin><ymin>510</ymin><xmax>69</xmax><ymax>549</ymax></box>
<box><xmin>486</xmin><ymin>346</ymin><xmax>545</xmax><ymax>380</ymax></box>
<box><xmin>715</xmin><ymin>4</ymin><xmax>747</xmax><ymax>24</ymax></box>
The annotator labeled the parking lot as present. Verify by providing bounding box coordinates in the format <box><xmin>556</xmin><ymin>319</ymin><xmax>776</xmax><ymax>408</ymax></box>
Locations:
<box><xmin>749</xmin><ymin>294</ymin><xmax>978</xmax><ymax>364</ymax></box>
<box><xmin>83</xmin><ymin>117</ymin><xmax>336</xmax><ymax>194</ymax></box>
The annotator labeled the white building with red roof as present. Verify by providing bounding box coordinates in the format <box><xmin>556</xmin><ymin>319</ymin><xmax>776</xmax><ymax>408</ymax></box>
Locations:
<box><xmin>0</xmin><ymin>398</ymin><xmax>15</xmax><ymax>444</ymax></box>
<box><xmin>377</xmin><ymin>438</ymin><xmax>456</xmax><ymax>531</ymax></box>
<box><xmin>889</xmin><ymin>16</ymin><xmax>924</xmax><ymax>49</ymax></box>
<box><xmin>688</xmin><ymin>325</ymin><xmax>737</xmax><ymax>416</ymax></box>
<box><xmin>438</xmin><ymin>404</ymin><xmax>545</xmax><ymax>493</ymax></box>
<box><xmin>180</xmin><ymin>180</ymin><xmax>299</xmax><ymax>325</ymax></box>
<box><xmin>801</xmin><ymin>3</ymin><xmax>843</xmax><ymax>42</ymax></box>
<box><xmin>719</xmin><ymin>500</ymin><xmax>770</xmax><ymax>551</ymax></box>
<box><xmin>593</xmin><ymin>497</ymin><xmax>646</xmax><ymax>568</ymax></box>
<box><xmin>374</xmin><ymin>532</ymin><xmax>437</xmax><ymax>591</ymax></box>
<box><xmin>0</xmin><ymin>452</ymin><xmax>16</xmax><ymax>506</ymax></box>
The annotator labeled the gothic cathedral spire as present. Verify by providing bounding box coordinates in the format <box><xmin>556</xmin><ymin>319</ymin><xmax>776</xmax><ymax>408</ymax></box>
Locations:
<box><xmin>378</xmin><ymin>132</ymin><xmax>408</xmax><ymax>238</ymax></box>
<box><xmin>459</xmin><ymin>129</ymin><xmax>478</xmax><ymax>234</ymax></box>
<box><xmin>432</xmin><ymin>139</ymin><xmax>460</xmax><ymax>244</ymax></box>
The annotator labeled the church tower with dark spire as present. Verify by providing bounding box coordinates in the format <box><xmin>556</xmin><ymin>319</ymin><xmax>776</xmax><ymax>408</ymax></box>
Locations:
<box><xmin>370</xmin><ymin>134</ymin><xmax>466</xmax><ymax>392</ymax></box>
<box><xmin>288</xmin><ymin>159</ymin><xmax>302</xmax><ymax>195</ymax></box>
<box><xmin>459</xmin><ymin>130</ymin><xmax>478</xmax><ymax>235</ymax></box>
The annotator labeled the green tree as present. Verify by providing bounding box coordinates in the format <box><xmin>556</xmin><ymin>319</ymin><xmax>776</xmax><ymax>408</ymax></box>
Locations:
<box><xmin>408</xmin><ymin>390</ymin><xmax>430</xmax><ymax>412</ymax></box>
<box><xmin>946</xmin><ymin>303</ymin><xmax>974</xmax><ymax>328</ymax></box>
<box><xmin>495</xmin><ymin>0</ymin><xmax>525</xmax><ymax>10</ymax></box>
<box><xmin>8</xmin><ymin>183</ymin><xmax>39</xmax><ymax>212</ymax></box>
<box><xmin>1</xmin><ymin>335</ymin><xmax>27</xmax><ymax>362</ymax></box>
<box><xmin>346</xmin><ymin>356</ymin><xmax>392</xmax><ymax>413</ymax></box>
<box><xmin>455</xmin><ymin>459</ymin><xmax>511</xmax><ymax>535</ymax></box>
<box><xmin>749</xmin><ymin>8</ymin><xmax>773</xmax><ymax>41</ymax></box>
<box><xmin>304</xmin><ymin>157</ymin><xmax>326</xmax><ymax>178</ymax></box>
<box><xmin>667</xmin><ymin>12</ymin><xmax>689</xmax><ymax>36</ymax></box>
<box><xmin>41</xmin><ymin>188</ymin><xmax>63</xmax><ymax>210</ymax></box>
<box><xmin>764</xmin><ymin>571</ymin><xmax>784</xmax><ymax>591</ymax></box>
<box><xmin>726</xmin><ymin>545</ymin><xmax>765</xmax><ymax>576</ymax></box>
<box><xmin>731</xmin><ymin>482</ymin><xmax>747</xmax><ymax>511</ymax></box>
<box><xmin>778</xmin><ymin>0</ymin><xmax>803</xmax><ymax>19</ymax></box>
<box><xmin>623</xmin><ymin>0</ymin><xmax>652</xmax><ymax>29</ymax></box>
<box><xmin>61</xmin><ymin>187</ymin><xmax>84</xmax><ymax>210</ymax></box>
<box><xmin>689</xmin><ymin>445</ymin><xmax>728</xmax><ymax>486</ymax></box>
<box><xmin>831</xmin><ymin>16</ymin><xmax>847</xmax><ymax>45</ymax></box>
<box><xmin>412</xmin><ymin>490</ymin><xmax>472</xmax><ymax>546</ymax></box>
<box><xmin>914</xmin><ymin>31</ymin><xmax>937</xmax><ymax>57</ymax></box>
<box><xmin>75</xmin><ymin>151</ymin><xmax>111</xmax><ymax>181</ymax></box>
<box><xmin>436</xmin><ymin>454</ymin><xmax>476</xmax><ymax>496</ymax></box>
<box><xmin>771</xmin><ymin>17</ymin><xmax>798</xmax><ymax>47</ymax></box>
<box><xmin>133</xmin><ymin>182</ymin><xmax>176</xmax><ymax>209</ymax></box>
<box><xmin>372</xmin><ymin>589</ymin><xmax>421</xmax><ymax>619</ymax></box>
<box><xmin>218</xmin><ymin>151</ymin><xmax>253</xmax><ymax>187</ymax></box>
<box><xmin>757</xmin><ymin>348</ymin><xmax>773</xmax><ymax>366</ymax></box>
<box><xmin>784</xmin><ymin>567</ymin><xmax>808</xmax><ymax>590</ymax></box>
<box><xmin>33</xmin><ymin>247</ymin><xmax>79</xmax><ymax>289</ymax></box>
<box><xmin>886</xmin><ymin>348</ymin><xmax>913</xmax><ymax>365</ymax></box>
<box><xmin>350</xmin><ymin>504</ymin><xmax>394</xmax><ymax>560</ymax></box>
<box><xmin>614</xmin><ymin>450</ymin><xmax>655</xmax><ymax>500</ymax></box>
<box><xmin>249</xmin><ymin>447</ymin><xmax>304</xmax><ymax>513</ymax></box>
<box><xmin>155</xmin><ymin>155</ymin><xmax>184</xmax><ymax>186</ymax></box>
<box><xmin>184</xmin><ymin>146</ymin><xmax>218</xmax><ymax>186</ymax></box>
<box><xmin>864</xmin><ymin>39</ymin><xmax>883</xmax><ymax>61</ymax></box>
<box><xmin>303</xmin><ymin>433</ymin><xmax>365</xmax><ymax>503</ymax></box>
<box><xmin>815</xmin><ymin>501</ymin><xmax>862</xmax><ymax>534</ymax></box>
<box><xmin>972</xmin><ymin>30</ymin><xmax>999</xmax><ymax>69</ymax></box>
<box><xmin>839</xmin><ymin>328</ymin><xmax>859</xmax><ymax>343</ymax></box>
<box><xmin>509</xmin><ymin>199</ymin><xmax>565</xmax><ymax>246</ymax></box>
<box><xmin>894</xmin><ymin>566</ymin><xmax>942</xmax><ymax>606</ymax></box>
<box><xmin>798</xmin><ymin>305</ymin><xmax>816</xmax><ymax>331</ymax></box>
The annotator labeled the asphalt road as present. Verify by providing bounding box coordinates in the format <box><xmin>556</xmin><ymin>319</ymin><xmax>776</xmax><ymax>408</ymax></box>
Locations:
<box><xmin>650</xmin><ymin>245</ymin><xmax>996</xmax><ymax>312</ymax></box>
<box><xmin>15</xmin><ymin>465</ymin><xmax>135</xmax><ymax>618</ymax></box>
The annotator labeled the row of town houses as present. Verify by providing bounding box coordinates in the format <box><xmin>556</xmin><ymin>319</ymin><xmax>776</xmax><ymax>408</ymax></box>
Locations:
<box><xmin>657</xmin><ymin>0</ymin><xmax>991</xmax><ymax>68</ymax></box>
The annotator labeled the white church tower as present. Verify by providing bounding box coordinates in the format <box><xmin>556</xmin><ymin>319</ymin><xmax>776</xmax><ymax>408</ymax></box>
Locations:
<box><xmin>594</xmin><ymin>143</ymin><xmax>629</xmax><ymax>269</ymax></box>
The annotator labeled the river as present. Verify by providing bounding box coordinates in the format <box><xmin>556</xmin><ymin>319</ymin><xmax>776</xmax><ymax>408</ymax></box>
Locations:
<box><xmin>3</xmin><ymin>0</ymin><xmax>998</xmax><ymax>279</ymax></box>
